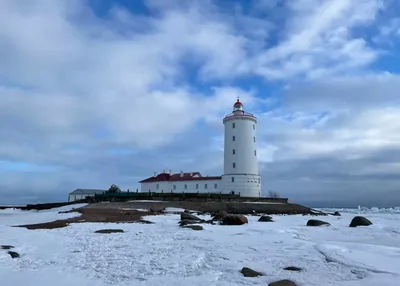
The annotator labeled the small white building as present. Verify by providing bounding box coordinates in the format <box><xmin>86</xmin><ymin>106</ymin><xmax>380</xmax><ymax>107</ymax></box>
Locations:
<box><xmin>68</xmin><ymin>189</ymin><xmax>106</xmax><ymax>202</ymax></box>
<box><xmin>139</xmin><ymin>98</ymin><xmax>262</xmax><ymax>197</ymax></box>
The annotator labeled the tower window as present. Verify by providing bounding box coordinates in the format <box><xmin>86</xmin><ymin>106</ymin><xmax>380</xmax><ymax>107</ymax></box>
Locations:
<box><xmin>231</xmin><ymin>177</ymin><xmax>235</xmax><ymax>182</ymax></box>
<box><xmin>233</xmin><ymin>136</ymin><xmax>236</xmax><ymax>141</ymax></box>
<box><xmin>233</xmin><ymin>162</ymin><xmax>236</xmax><ymax>168</ymax></box>
<box><xmin>254</xmin><ymin>150</ymin><xmax>257</xmax><ymax>156</ymax></box>
<box><xmin>253</xmin><ymin>124</ymin><xmax>255</xmax><ymax>130</ymax></box>
<box><xmin>233</xmin><ymin>149</ymin><xmax>235</xmax><ymax>155</ymax></box>
<box><xmin>184</xmin><ymin>184</ymin><xmax>187</xmax><ymax>190</ymax></box>
<box><xmin>253</xmin><ymin>137</ymin><xmax>256</xmax><ymax>142</ymax></box>
<box><xmin>232</xmin><ymin>123</ymin><xmax>235</xmax><ymax>128</ymax></box>
<box><xmin>205</xmin><ymin>184</ymin><xmax>208</xmax><ymax>189</ymax></box>
<box><xmin>196</xmin><ymin>184</ymin><xmax>199</xmax><ymax>189</ymax></box>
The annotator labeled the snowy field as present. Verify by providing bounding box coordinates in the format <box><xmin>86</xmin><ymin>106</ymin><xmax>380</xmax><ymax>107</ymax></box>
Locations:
<box><xmin>1</xmin><ymin>205</ymin><xmax>400</xmax><ymax>286</ymax></box>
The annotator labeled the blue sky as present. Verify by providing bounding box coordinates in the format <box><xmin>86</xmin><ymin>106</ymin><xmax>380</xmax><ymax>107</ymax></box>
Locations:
<box><xmin>1</xmin><ymin>0</ymin><xmax>400</xmax><ymax>207</ymax></box>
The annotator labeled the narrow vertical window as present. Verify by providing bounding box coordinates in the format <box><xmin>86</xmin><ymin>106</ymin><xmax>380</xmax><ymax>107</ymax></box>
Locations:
<box><xmin>233</xmin><ymin>149</ymin><xmax>235</xmax><ymax>155</ymax></box>
<box><xmin>214</xmin><ymin>184</ymin><xmax>217</xmax><ymax>189</ymax></box>
<box><xmin>231</xmin><ymin>177</ymin><xmax>235</xmax><ymax>182</ymax></box>
<box><xmin>253</xmin><ymin>137</ymin><xmax>256</xmax><ymax>142</ymax></box>
<box><xmin>253</xmin><ymin>124</ymin><xmax>255</xmax><ymax>130</ymax></box>
<box><xmin>156</xmin><ymin>184</ymin><xmax>159</xmax><ymax>190</ymax></box>
<box><xmin>184</xmin><ymin>184</ymin><xmax>187</xmax><ymax>190</ymax></box>
<box><xmin>232</xmin><ymin>123</ymin><xmax>235</xmax><ymax>128</ymax></box>
<box><xmin>205</xmin><ymin>184</ymin><xmax>208</xmax><ymax>189</ymax></box>
<box><xmin>196</xmin><ymin>184</ymin><xmax>199</xmax><ymax>189</ymax></box>
<box><xmin>233</xmin><ymin>162</ymin><xmax>236</xmax><ymax>168</ymax></box>
<box><xmin>254</xmin><ymin>150</ymin><xmax>257</xmax><ymax>156</ymax></box>
<box><xmin>173</xmin><ymin>185</ymin><xmax>176</xmax><ymax>190</ymax></box>
<box><xmin>233</xmin><ymin>136</ymin><xmax>235</xmax><ymax>141</ymax></box>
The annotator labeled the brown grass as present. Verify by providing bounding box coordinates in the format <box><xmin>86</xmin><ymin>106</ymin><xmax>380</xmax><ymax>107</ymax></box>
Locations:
<box><xmin>15</xmin><ymin>207</ymin><xmax>156</xmax><ymax>230</ymax></box>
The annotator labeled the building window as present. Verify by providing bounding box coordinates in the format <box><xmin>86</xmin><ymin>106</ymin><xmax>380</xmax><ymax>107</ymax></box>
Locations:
<box><xmin>233</xmin><ymin>149</ymin><xmax>235</xmax><ymax>155</ymax></box>
<box><xmin>196</xmin><ymin>184</ymin><xmax>199</xmax><ymax>189</ymax></box>
<box><xmin>233</xmin><ymin>162</ymin><xmax>236</xmax><ymax>168</ymax></box>
<box><xmin>214</xmin><ymin>184</ymin><xmax>217</xmax><ymax>189</ymax></box>
<box><xmin>233</xmin><ymin>136</ymin><xmax>235</xmax><ymax>141</ymax></box>
<box><xmin>254</xmin><ymin>150</ymin><xmax>257</xmax><ymax>156</ymax></box>
<box><xmin>173</xmin><ymin>185</ymin><xmax>176</xmax><ymax>190</ymax></box>
<box><xmin>232</xmin><ymin>123</ymin><xmax>235</xmax><ymax>128</ymax></box>
<box><xmin>253</xmin><ymin>124</ymin><xmax>255</xmax><ymax>130</ymax></box>
<box><xmin>253</xmin><ymin>136</ymin><xmax>256</xmax><ymax>142</ymax></box>
<box><xmin>156</xmin><ymin>184</ymin><xmax>159</xmax><ymax>190</ymax></box>
<box><xmin>231</xmin><ymin>177</ymin><xmax>235</xmax><ymax>182</ymax></box>
<box><xmin>205</xmin><ymin>184</ymin><xmax>208</xmax><ymax>189</ymax></box>
<box><xmin>258</xmin><ymin>178</ymin><xmax>261</xmax><ymax>184</ymax></box>
<box><xmin>184</xmin><ymin>184</ymin><xmax>187</xmax><ymax>190</ymax></box>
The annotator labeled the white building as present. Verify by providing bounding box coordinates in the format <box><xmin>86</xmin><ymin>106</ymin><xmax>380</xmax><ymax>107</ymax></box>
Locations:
<box><xmin>68</xmin><ymin>189</ymin><xmax>106</xmax><ymax>202</ymax></box>
<box><xmin>139</xmin><ymin>99</ymin><xmax>261</xmax><ymax>197</ymax></box>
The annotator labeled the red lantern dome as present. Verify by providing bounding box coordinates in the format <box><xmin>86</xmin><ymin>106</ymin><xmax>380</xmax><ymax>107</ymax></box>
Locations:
<box><xmin>233</xmin><ymin>99</ymin><xmax>243</xmax><ymax>111</ymax></box>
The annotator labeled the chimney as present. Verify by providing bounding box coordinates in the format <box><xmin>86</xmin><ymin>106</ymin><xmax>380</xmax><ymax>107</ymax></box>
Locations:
<box><xmin>180</xmin><ymin>171</ymin><xmax>183</xmax><ymax>177</ymax></box>
<box><xmin>169</xmin><ymin>169</ymin><xmax>172</xmax><ymax>174</ymax></box>
<box><xmin>190</xmin><ymin>172</ymin><xmax>193</xmax><ymax>177</ymax></box>
<box><xmin>153</xmin><ymin>172</ymin><xmax>157</xmax><ymax>177</ymax></box>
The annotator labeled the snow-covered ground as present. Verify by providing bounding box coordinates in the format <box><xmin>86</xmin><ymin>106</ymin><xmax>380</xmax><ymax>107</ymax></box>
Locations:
<box><xmin>1</xmin><ymin>205</ymin><xmax>399</xmax><ymax>286</ymax></box>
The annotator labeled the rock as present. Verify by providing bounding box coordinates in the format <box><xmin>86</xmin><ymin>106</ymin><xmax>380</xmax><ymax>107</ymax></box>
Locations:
<box><xmin>8</xmin><ymin>251</ymin><xmax>20</xmax><ymax>258</ymax></box>
<box><xmin>306</xmin><ymin>219</ymin><xmax>330</xmax><ymax>226</ymax></box>
<box><xmin>149</xmin><ymin>205</ymin><xmax>165</xmax><ymax>213</ymax></box>
<box><xmin>95</xmin><ymin>229</ymin><xmax>124</xmax><ymax>234</ymax></box>
<box><xmin>137</xmin><ymin>219</ymin><xmax>154</xmax><ymax>224</ymax></box>
<box><xmin>268</xmin><ymin>279</ymin><xmax>297</xmax><ymax>286</ymax></box>
<box><xmin>240</xmin><ymin>267</ymin><xmax>263</xmax><ymax>277</ymax></box>
<box><xmin>182</xmin><ymin>225</ymin><xmax>203</xmax><ymax>231</ymax></box>
<box><xmin>332</xmin><ymin>211</ymin><xmax>341</xmax><ymax>216</ymax></box>
<box><xmin>258</xmin><ymin>215</ymin><xmax>273</xmax><ymax>222</ymax></box>
<box><xmin>1</xmin><ymin>245</ymin><xmax>14</xmax><ymax>250</ymax></box>
<box><xmin>180</xmin><ymin>212</ymin><xmax>202</xmax><ymax>221</ymax></box>
<box><xmin>184</xmin><ymin>209</ymin><xmax>191</xmax><ymax>213</ymax></box>
<box><xmin>222</xmin><ymin>214</ymin><xmax>248</xmax><ymax>225</ymax></box>
<box><xmin>283</xmin><ymin>266</ymin><xmax>302</xmax><ymax>271</ymax></box>
<box><xmin>349</xmin><ymin>216</ymin><xmax>372</xmax><ymax>227</ymax></box>
<box><xmin>212</xmin><ymin>211</ymin><xmax>228</xmax><ymax>221</ymax></box>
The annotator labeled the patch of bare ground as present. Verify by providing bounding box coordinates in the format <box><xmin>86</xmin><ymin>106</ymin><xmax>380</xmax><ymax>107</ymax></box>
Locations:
<box><xmin>14</xmin><ymin>207</ymin><xmax>156</xmax><ymax>230</ymax></box>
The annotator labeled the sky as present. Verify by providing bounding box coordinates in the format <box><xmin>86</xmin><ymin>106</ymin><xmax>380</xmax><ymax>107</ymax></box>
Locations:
<box><xmin>1</xmin><ymin>0</ymin><xmax>400</xmax><ymax>207</ymax></box>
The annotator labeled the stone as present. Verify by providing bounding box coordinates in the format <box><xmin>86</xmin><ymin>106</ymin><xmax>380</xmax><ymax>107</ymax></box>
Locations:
<box><xmin>182</xmin><ymin>225</ymin><xmax>203</xmax><ymax>231</ymax></box>
<box><xmin>332</xmin><ymin>211</ymin><xmax>341</xmax><ymax>216</ymax></box>
<box><xmin>306</xmin><ymin>219</ymin><xmax>330</xmax><ymax>227</ymax></box>
<box><xmin>349</xmin><ymin>216</ymin><xmax>372</xmax><ymax>227</ymax></box>
<box><xmin>149</xmin><ymin>205</ymin><xmax>165</xmax><ymax>213</ymax></box>
<box><xmin>240</xmin><ymin>267</ymin><xmax>263</xmax><ymax>277</ymax></box>
<box><xmin>258</xmin><ymin>215</ymin><xmax>273</xmax><ymax>222</ymax></box>
<box><xmin>283</xmin><ymin>266</ymin><xmax>302</xmax><ymax>271</ymax></box>
<box><xmin>95</xmin><ymin>229</ymin><xmax>124</xmax><ymax>234</ymax></box>
<box><xmin>268</xmin><ymin>279</ymin><xmax>297</xmax><ymax>286</ymax></box>
<box><xmin>212</xmin><ymin>211</ymin><xmax>228</xmax><ymax>221</ymax></box>
<box><xmin>137</xmin><ymin>219</ymin><xmax>154</xmax><ymax>224</ymax></box>
<box><xmin>0</xmin><ymin>245</ymin><xmax>14</xmax><ymax>250</ymax></box>
<box><xmin>8</xmin><ymin>251</ymin><xmax>20</xmax><ymax>258</ymax></box>
<box><xmin>180</xmin><ymin>212</ymin><xmax>202</xmax><ymax>221</ymax></box>
<box><xmin>222</xmin><ymin>214</ymin><xmax>248</xmax><ymax>225</ymax></box>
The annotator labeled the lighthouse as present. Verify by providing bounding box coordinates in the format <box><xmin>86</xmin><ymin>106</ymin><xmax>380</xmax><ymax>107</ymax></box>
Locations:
<box><xmin>221</xmin><ymin>98</ymin><xmax>261</xmax><ymax>197</ymax></box>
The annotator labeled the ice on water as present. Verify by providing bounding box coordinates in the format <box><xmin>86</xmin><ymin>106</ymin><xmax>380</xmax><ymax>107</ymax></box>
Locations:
<box><xmin>1</xmin><ymin>205</ymin><xmax>400</xmax><ymax>286</ymax></box>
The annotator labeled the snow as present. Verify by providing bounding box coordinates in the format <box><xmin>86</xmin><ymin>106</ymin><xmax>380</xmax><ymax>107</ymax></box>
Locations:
<box><xmin>1</xmin><ymin>206</ymin><xmax>400</xmax><ymax>286</ymax></box>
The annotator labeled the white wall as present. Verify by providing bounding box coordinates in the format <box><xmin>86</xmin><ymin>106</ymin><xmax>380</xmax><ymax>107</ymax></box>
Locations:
<box><xmin>223</xmin><ymin>115</ymin><xmax>258</xmax><ymax>175</ymax></box>
<box><xmin>140</xmin><ymin>179</ymin><xmax>222</xmax><ymax>194</ymax></box>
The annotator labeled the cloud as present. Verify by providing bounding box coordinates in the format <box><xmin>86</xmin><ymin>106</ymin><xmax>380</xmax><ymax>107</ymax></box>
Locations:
<box><xmin>0</xmin><ymin>0</ymin><xmax>399</xmax><ymax>207</ymax></box>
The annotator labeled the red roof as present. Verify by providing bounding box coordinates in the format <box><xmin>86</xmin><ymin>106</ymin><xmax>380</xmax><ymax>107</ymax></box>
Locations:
<box><xmin>139</xmin><ymin>172</ymin><xmax>221</xmax><ymax>183</ymax></box>
<box><xmin>234</xmin><ymin>99</ymin><xmax>242</xmax><ymax>106</ymax></box>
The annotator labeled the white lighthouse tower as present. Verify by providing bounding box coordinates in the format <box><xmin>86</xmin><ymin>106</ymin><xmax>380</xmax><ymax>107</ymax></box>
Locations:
<box><xmin>221</xmin><ymin>98</ymin><xmax>261</xmax><ymax>197</ymax></box>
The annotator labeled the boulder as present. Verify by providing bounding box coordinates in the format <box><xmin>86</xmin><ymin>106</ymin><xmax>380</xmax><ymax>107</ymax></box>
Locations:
<box><xmin>137</xmin><ymin>219</ymin><xmax>154</xmax><ymax>224</ymax></box>
<box><xmin>184</xmin><ymin>209</ymin><xmax>191</xmax><ymax>213</ymax></box>
<box><xmin>240</xmin><ymin>267</ymin><xmax>263</xmax><ymax>277</ymax></box>
<box><xmin>95</xmin><ymin>229</ymin><xmax>124</xmax><ymax>234</ymax></box>
<box><xmin>349</xmin><ymin>216</ymin><xmax>372</xmax><ymax>227</ymax></box>
<box><xmin>283</xmin><ymin>266</ymin><xmax>302</xmax><ymax>271</ymax></box>
<box><xmin>222</xmin><ymin>214</ymin><xmax>248</xmax><ymax>225</ymax></box>
<box><xmin>180</xmin><ymin>212</ymin><xmax>202</xmax><ymax>221</ymax></box>
<box><xmin>212</xmin><ymin>211</ymin><xmax>228</xmax><ymax>221</ymax></box>
<box><xmin>8</xmin><ymin>251</ymin><xmax>20</xmax><ymax>258</ymax></box>
<box><xmin>306</xmin><ymin>219</ymin><xmax>330</xmax><ymax>227</ymax></box>
<box><xmin>258</xmin><ymin>215</ymin><xmax>273</xmax><ymax>222</ymax></box>
<box><xmin>0</xmin><ymin>245</ymin><xmax>14</xmax><ymax>250</ymax></box>
<box><xmin>268</xmin><ymin>279</ymin><xmax>297</xmax><ymax>286</ymax></box>
<box><xmin>149</xmin><ymin>205</ymin><xmax>165</xmax><ymax>213</ymax></box>
<box><xmin>182</xmin><ymin>225</ymin><xmax>203</xmax><ymax>231</ymax></box>
<box><xmin>332</xmin><ymin>211</ymin><xmax>341</xmax><ymax>216</ymax></box>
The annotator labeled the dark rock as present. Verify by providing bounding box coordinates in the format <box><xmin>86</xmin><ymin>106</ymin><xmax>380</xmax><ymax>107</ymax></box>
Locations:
<box><xmin>1</xmin><ymin>245</ymin><xmax>14</xmax><ymax>250</ymax></box>
<box><xmin>182</xmin><ymin>225</ymin><xmax>203</xmax><ymax>231</ymax></box>
<box><xmin>137</xmin><ymin>219</ymin><xmax>154</xmax><ymax>224</ymax></box>
<box><xmin>149</xmin><ymin>205</ymin><xmax>165</xmax><ymax>213</ymax></box>
<box><xmin>258</xmin><ymin>215</ymin><xmax>273</xmax><ymax>222</ymax></box>
<box><xmin>332</xmin><ymin>211</ymin><xmax>341</xmax><ymax>216</ymax></box>
<box><xmin>349</xmin><ymin>216</ymin><xmax>372</xmax><ymax>227</ymax></box>
<box><xmin>184</xmin><ymin>209</ymin><xmax>191</xmax><ymax>213</ymax></box>
<box><xmin>95</xmin><ymin>229</ymin><xmax>124</xmax><ymax>234</ymax></box>
<box><xmin>240</xmin><ymin>267</ymin><xmax>263</xmax><ymax>277</ymax></box>
<box><xmin>8</xmin><ymin>251</ymin><xmax>20</xmax><ymax>258</ymax></box>
<box><xmin>180</xmin><ymin>212</ymin><xmax>202</xmax><ymax>221</ymax></box>
<box><xmin>222</xmin><ymin>214</ymin><xmax>248</xmax><ymax>225</ymax></box>
<box><xmin>306</xmin><ymin>219</ymin><xmax>330</xmax><ymax>226</ymax></box>
<box><xmin>284</xmin><ymin>266</ymin><xmax>302</xmax><ymax>271</ymax></box>
<box><xmin>212</xmin><ymin>211</ymin><xmax>228</xmax><ymax>221</ymax></box>
<box><xmin>268</xmin><ymin>279</ymin><xmax>297</xmax><ymax>286</ymax></box>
